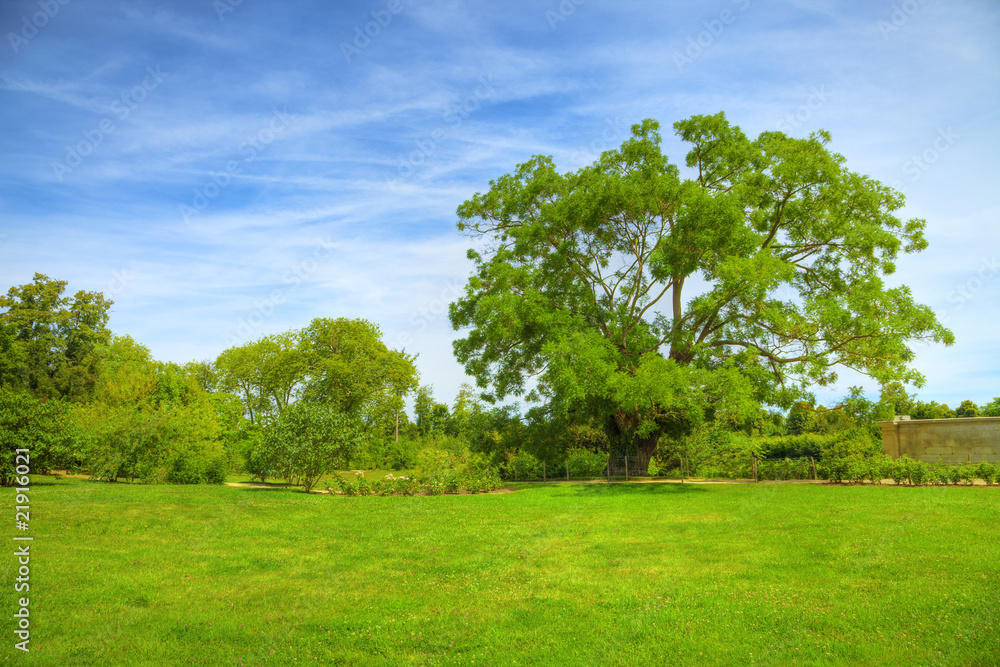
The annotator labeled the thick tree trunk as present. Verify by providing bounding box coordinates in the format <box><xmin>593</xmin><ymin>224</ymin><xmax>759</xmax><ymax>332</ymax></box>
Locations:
<box><xmin>605</xmin><ymin>434</ymin><xmax>658</xmax><ymax>477</ymax></box>
<box><xmin>602</xmin><ymin>412</ymin><xmax>659</xmax><ymax>477</ymax></box>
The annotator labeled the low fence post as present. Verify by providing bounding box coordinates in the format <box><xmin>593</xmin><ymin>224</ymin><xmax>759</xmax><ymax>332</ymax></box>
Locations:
<box><xmin>543</xmin><ymin>461</ymin><xmax>546</xmax><ymax>482</ymax></box>
<box><xmin>624</xmin><ymin>455</ymin><xmax>629</xmax><ymax>482</ymax></box>
<box><xmin>811</xmin><ymin>457</ymin><xmax>817</xmax><ymax>481</ymax></box>
<box><xmin>514</xmin><ymin>463</ymin><xmax>517</xmax><ymax>482</ymax></box>
<box><xmin>752</xmin><ymin>456</ymin><xmax>758</xmax><ymax>483</ymax></box>
<box><xmin>566</xmin><ymin>461</ymin><xmax>569</xmax><ymax>481</ymax></box>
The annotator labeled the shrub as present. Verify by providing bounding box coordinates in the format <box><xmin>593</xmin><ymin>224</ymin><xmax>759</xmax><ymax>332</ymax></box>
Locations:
<box><xmin>820</xmin><ymin>458</ymin><xmax>849</xmax><ymax>483</ymax></box>
<box><xmin>846</xmin><ymin>456</ymin><xmax>869</xmax><ymax>484</ymax></box>
<box><xmin>929</xmin><ymin>462</ymin><xmax>950</xmax><ymax>486</ymax></box>
<box><xmin>444</xmin><ymin>470</ymin><xmax>462</xmax><ymax>494</ymax></box>
<box><xmin>975</xmin><ymin>461</ymin><xmax>997</xmax><ymax>486</ymax></box>
<box><xmin>906</xmin><ymin>458</ymin><xmax>928</xmax><ymax>486</ymax></box>
<box><xmin>167</xmin><ymin>454</ymin><xmax>203</xmax><ymax>484</ymax></box>
<box><xmin>336</xmin><ymin>476</ymin><xmax>357</xmax><ymax>496</ymax></box>
<box><xmin>507</xmin><ymin>451</ymin><xmax>541</xmax><ymax>480</ymax></box>
<box><xmin>566</xmin><ymin>448</ymin><xmax>608</xmax><ymax>478</ymax></box>
<box><xmin>262</xmin><ymin>404</ymin><xmax>367</xmax><ymax>492</ymax></box>
<box><xmin>888</xmin><ymin>458</ymin><xmax>908</xmax><ymax>485</ymax></box>
<box><xmin>958</xmin><ymin>464</ymin><xmax>976</xmax><ymax>486</ymax></box>
<box><xmin>399</xmin><ymin>477</ymin><xmax>419</xmax><ymax>496</ymax></box>
<box><xmin>948</xmin><ymin>465</ymin><xmax>964</xmax><ymax>486</ymax></box>
<box><xmin>869</xmin><ymin>456</ymin><xmax>892</xmax><ymax>485</ymax></box>
<box><xmin>415</xmin><ymin>448</ymin><xmax>453</xmax><ymax>483</ymax></box>
<box><xmin>203</xmin><ymin>456</ymin><xmax>228</xmax><ymax>484</ymax></box>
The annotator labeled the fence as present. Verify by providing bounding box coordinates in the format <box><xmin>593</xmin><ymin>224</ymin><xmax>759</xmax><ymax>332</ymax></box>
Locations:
<box><xmin>506</xmin><ymin>454</ymin><xmax>821</xmax><ymax>483</ymax></box>
<box><xmin>750</xmin><ymin>455</ymin><xmax>818</xmax><ymax>482</ymax></box>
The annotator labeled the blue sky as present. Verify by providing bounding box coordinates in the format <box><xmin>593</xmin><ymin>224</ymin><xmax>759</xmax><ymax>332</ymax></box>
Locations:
<box><xmin>1</xmin><ymin>0</ymin><xmax>998</xmax><ymax>413</ymax></box>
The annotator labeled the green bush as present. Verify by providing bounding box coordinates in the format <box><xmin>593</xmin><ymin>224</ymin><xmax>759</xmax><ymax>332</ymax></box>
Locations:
<box><xmin>566</xmin><ymin>448</ymin><xmax>608</xmax><ymax>478</ymax></box>
<box><xmin>975</xmin><ymin>461</ymin><xmax>997</xmax><ymax>486</ymax></box>
<box><xmin>507</xmin><ymin>451</ymin><xmax>541</xmax><ymax>480</ymax></box>
<box><xmin>869</xmin><ymin>456</ymin><xmax>892</xmax><ymax>485</ymax></box>
<box><xmin>444</xmin><ymin>471</ymin><xmax>462</xmax><ymax>494</ymax></box>
<box><xmin>929</xmin><ymin>462</ymin><xmax>950</xmax><ymax>486</ymax></box>
<box><xmin>819</xmin><ymin>458</ymin><xmax>849</xmax><ymax>483</ymax></box>
<box><xmin>888</xmin><ymin>458</ymin><xmax>908</xmax><ymax>485</ymax></box>
<box><xmin>948</xmin><ymin>465</ymin><xmax>963</xmax><ymax>486</ymax></box>
<box><xmin>203</xmin><ymin>456</ymin><xmax>227</xmax><ymax>484</ymax></box>
<box><xmin>167</xmin><ymin>454</ymin><xmax>203</xmax><ymax>484</ymax></box>
<box><xmin>906</xmin><ymin>458</ymin><xmax>929</xmax><ymax>486</ymax></box>
<box><xmin>958</xmin><ymin>464</ymin><xmax>976</xmax><ymax>486</ymax></box>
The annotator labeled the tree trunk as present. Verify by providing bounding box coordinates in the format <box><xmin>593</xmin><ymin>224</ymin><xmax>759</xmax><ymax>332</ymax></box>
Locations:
<box><xmin>601</xmin><ymin>410</ymin><xmax>671</xmax><ymax>477</ymax></box>
<box><xmin>604</xmin><ymin>433</ymin><xmax>658</xmax><ymax>477</ymax></box>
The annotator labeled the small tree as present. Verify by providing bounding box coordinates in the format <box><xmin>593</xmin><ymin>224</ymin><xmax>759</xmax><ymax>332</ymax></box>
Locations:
<box><xmin>0</xmin><ymin>387</ymin><xmax>79</xmax><ymax>485</ymax></box>
<box><xmin>262</xmin><ymin>402</ymin><xmax>366</xmax><ymax>492</ymax></box>
<box><xmin>982</xmin><ymin>397</ymin><xmax>1000</xmax><ymax>418</ymax></box>
<box><xmin>955</xmin><ymin>399</ymin><xmax>980</xmax><ymax>418</ymax></box>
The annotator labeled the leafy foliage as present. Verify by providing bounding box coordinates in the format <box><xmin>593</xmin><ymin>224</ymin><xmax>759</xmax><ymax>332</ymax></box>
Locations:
<box><xmin>0</xmin><ymin>273</ymin><xmax>114</xmax><ymax>400</ymax></box>
<box><xmin>450</xmin><ymin>114</ymin><xmax>952</xmax><ymax>474</ymax></box>
<box><xmin>0</xmin><ymin>387</ymin><xmax>80</xmax><ymax>485</ymax></box>
<box><xmin>261</xmin><ymin>402</ymin><xmax>366</xmax><ymax>492</ymax></box>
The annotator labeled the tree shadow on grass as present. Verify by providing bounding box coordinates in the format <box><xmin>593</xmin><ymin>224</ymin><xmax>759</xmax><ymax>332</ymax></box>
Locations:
<box><xmin>553</xmin><ymin>481</ymin><xmax>711</xmax><ymax>497</ymax></box>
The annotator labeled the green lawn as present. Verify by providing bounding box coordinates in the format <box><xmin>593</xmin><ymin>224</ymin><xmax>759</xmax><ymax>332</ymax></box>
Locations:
<box><xmin>4</xmin><ymin>478</ymin><xmax>999</xmax><ymax>666</ymax></box>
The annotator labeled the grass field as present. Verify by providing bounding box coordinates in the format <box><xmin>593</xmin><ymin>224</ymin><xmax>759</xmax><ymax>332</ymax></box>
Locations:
<box><xmin>3</xmin><ymin>477</ymin><xmax>999</xmax><ymax>666</ymax></box>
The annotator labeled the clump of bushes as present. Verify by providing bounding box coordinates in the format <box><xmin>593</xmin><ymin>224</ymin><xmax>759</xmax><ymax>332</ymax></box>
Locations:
<box><xmin>818</xmin><ymin>456</ymin><xmax>999</xmax><ymax>486</ymax></box>
<box><xmin>330</xmin><ymin>447</ymin><xmax>503</xmax><ymax>497</ymax></box>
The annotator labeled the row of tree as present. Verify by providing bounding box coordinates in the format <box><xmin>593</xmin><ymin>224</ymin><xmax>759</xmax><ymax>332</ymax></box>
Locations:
<box><xmin>1</xmin><ymin>268</ymin><xmax>996</xmax><ymax>487</ymax></box>
<box><xmin>0</xmin><ymin>273</ymin><xmax>424</xmax><ymax>487</ymax></box>
<box><xmin>4</xmin><ymin>112</ymin><xmax>997</xmax><ymax>485</ymax></box>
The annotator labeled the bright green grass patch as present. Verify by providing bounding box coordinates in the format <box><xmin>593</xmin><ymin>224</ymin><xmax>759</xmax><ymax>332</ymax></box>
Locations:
<box><xmin>3</xmin><ymin>479</ymin><xmax>999</xmax><ymax>666</ymax></box>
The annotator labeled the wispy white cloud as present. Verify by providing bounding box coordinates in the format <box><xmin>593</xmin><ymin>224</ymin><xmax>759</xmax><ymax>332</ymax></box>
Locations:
<box><xmin>1</xmin><ymin>0</ymin><xmax>997</xmax><ymax>409</ymax></box>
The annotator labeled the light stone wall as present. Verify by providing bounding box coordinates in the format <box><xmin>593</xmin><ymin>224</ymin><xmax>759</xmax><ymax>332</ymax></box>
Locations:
<box><xmin>878</xmin><ymin>416</ymin><xmax>1000</xmax><ymax>464</ymax></box>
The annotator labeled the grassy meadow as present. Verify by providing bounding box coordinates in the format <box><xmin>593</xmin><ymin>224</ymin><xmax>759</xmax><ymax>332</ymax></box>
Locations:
<box><xmin>3</xmin><ymin>477</ymin><xmax>999</xmax><ymax>666</ymax></box>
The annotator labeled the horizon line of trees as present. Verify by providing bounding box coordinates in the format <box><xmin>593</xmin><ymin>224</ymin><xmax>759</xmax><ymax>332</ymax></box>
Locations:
<box><xmin>2</xmin><ymin>273</ymin><xmax>997</xmax><ymax>487</ymax></box>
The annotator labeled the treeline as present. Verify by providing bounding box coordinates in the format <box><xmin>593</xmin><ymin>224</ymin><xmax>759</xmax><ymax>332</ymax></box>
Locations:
<box><xmin>443</xmin><ymin>385</ymin><xmax>1000</xmax><ymax>481</ymax></box>
<box><xmin>0</xmin><ymin>274</ymin><xmax>417</xmax><ymax>486</ymax></box>
<box><xmin>2</xmin><ymin>274</ymin><xmax>997</xmax><ymax>487</ymax></box>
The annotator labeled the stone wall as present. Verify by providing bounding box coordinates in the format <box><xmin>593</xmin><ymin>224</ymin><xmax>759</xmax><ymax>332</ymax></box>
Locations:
<box><xmin>878</xmin><ymin>416</ymin><xmax>1000</xmax><ymax>464</ymax></box>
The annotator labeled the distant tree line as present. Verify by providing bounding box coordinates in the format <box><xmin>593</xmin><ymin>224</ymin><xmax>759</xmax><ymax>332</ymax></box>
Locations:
<box><xmin>1</xmin><ymin>273</ymin><xmax>996</xmax><ymax>487</ymax></box>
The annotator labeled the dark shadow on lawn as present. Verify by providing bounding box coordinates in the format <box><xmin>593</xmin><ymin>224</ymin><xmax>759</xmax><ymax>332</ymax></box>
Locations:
<box><xmin>552</xmin><ymin>482</ymin><xmax>710</xmax><ymax>497</ymax></box>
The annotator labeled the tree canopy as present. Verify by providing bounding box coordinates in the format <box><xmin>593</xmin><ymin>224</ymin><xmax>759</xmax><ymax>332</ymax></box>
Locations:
<box><xmin>0</xmin><ymin>272</ymin><xmax>113</xmax><ymax>399</ymax></box>
<box><xmin>449</xmin><ymin>113</ymin><xmax>953</xmax><ymax>474</ymax></box>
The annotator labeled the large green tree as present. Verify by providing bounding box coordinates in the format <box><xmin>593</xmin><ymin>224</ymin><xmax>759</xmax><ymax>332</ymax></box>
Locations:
<box><xmin>299</xmin><ymin>317</ymin><xmax>418</xmax><ymax>433</ymax></box>
<box><xmin>0</xmin><ymin>273</ymin><xmax>113</xmax><ymax>399</ymax></box>
<box><xmin>449</xmin><ymin>114</ymin><xmax>953</xmax><ymax>475</ymax></box>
